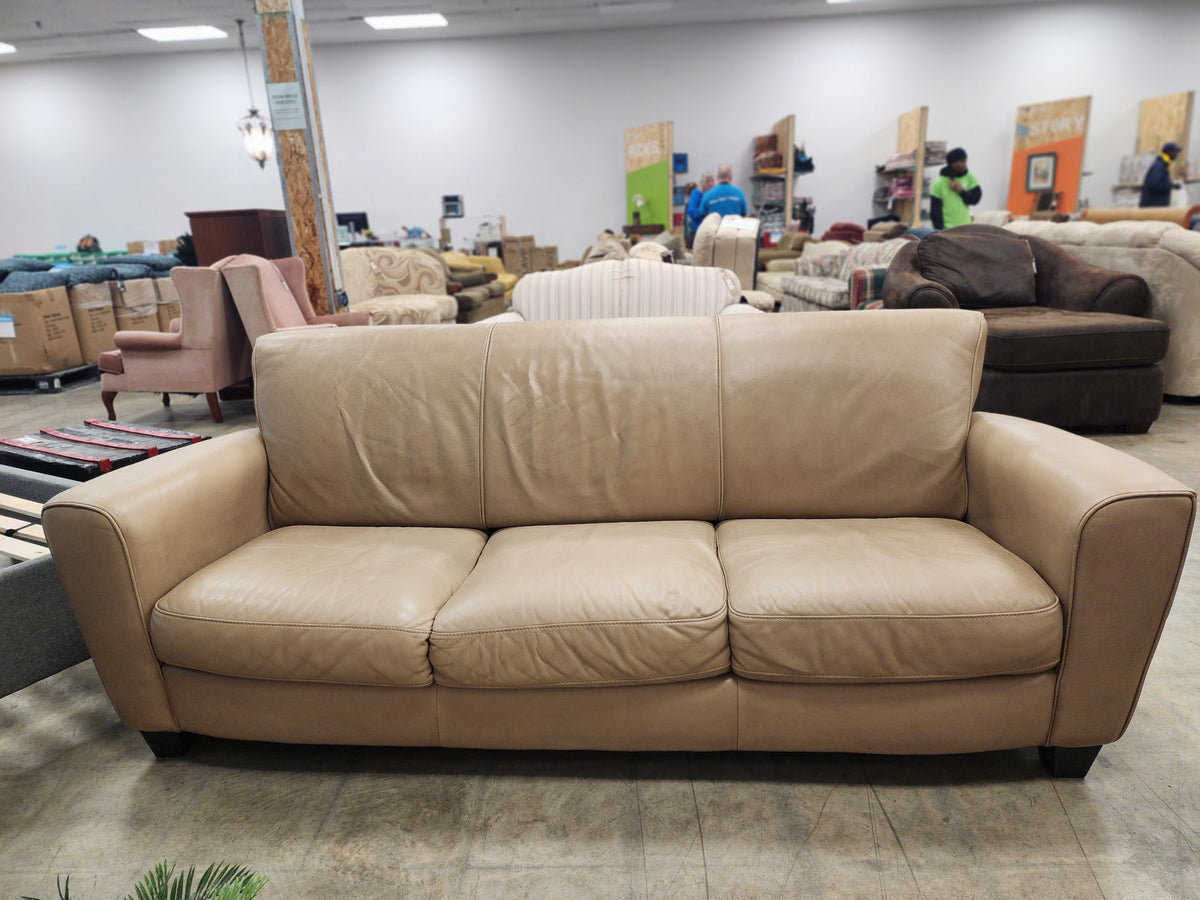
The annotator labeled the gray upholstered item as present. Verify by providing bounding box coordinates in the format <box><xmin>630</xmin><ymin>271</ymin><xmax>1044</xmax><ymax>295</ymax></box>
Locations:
<box><xmin>101</xmin><ymin>254</ymin><xmax>180</xmax><ymax>272</ymax></box>
<box><xmin>0</xmin><ymin>465</ymin><xmax>87</xmax><ymax>698</ymax></box>
<box><xmin>0</xmin><ymin>269</ymin><xmax>72</xmax><ymax>292</ymax></box>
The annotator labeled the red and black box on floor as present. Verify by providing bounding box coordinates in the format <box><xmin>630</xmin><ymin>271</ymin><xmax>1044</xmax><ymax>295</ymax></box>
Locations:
<box><xmin>0</xmin><ymin>420</ymin><xmax>207</xmax><ymax>480</ymax></box>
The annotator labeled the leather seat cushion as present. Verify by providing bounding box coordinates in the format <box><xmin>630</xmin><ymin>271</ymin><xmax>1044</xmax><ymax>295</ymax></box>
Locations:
<box><xmin>149</xmin><ymin>525</ymin><xmax>486</xmax><ymax>686</ymax></box>
<box><xmin>719</xmin><ymin>518</ymin><xmax>1061</xmax><ymax>683</ymax></box>
<box><xmin>430</xmin><ymin>521</ymin><xmax>729</xmax><ymax>688</ymax></box>
<box><xmin>982</xmin><ymin>307</ymin><xmax>1169</xmax><ymax>371</ymax></box>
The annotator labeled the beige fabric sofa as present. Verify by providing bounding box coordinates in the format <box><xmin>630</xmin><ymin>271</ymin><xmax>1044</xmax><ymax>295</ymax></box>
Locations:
<box><xmin>493</xmin><ymin>258</ymin><xmax>761</xmax><ymax>322</ymax></box>
<box><xmin>42</xmin><ymin>312</ymin><xmax>1195</xmax><ymax>777</ymax></box>
<box><xmin>1006</xmin><ymin>219</ymin><xmax>1200</xmax><ymax>397</ymax></box>
<box><xmin>692</xmin><ymin>213</ymin><xmax>763</xmax><ymax>297</ymax></box>
<box><xmin>339</xmin><ymin>247</ymin><xmax>458</xmax><ymax>325</ymax></box>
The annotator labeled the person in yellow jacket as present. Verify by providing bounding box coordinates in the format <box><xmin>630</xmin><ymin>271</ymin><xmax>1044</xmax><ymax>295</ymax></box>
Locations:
<box><xmin>930</xmin><ymin>147</ymin><xmax>981</xmax><ymax>229</ymax></box>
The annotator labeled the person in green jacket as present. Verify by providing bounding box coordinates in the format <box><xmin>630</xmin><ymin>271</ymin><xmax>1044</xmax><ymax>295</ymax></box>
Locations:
<box><xmin>930</xmin><ymin>147</ymin><xmax>981</xmax><ymax>229</ymax></box>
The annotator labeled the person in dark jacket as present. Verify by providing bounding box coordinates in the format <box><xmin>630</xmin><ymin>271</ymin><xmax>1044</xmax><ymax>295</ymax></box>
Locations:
<box><xmin>1140</xmin><ymin>142</ymin><xmax>1182</xmax><ymax>207</ymax></box>
<box><xmin>929</xmin><ymin>147</ymin><xmax>981</xmax><ymax>230</ymax></box>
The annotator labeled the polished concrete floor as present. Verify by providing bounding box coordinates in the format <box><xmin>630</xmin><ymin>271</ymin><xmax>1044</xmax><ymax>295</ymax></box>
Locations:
<box><xmin>2</xmin><ymin>381</ymin><xmax>1199</xmax><ymax>899</ymax></box>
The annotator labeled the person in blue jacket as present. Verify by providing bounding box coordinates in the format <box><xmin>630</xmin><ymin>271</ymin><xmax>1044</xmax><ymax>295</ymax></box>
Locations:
<box><xmin>685</xmin><ymin>172</ymin><xmax>714</xmax><ymax>246</ymax></box>
<box><xmin>700</xmin><ymin>165</ymin><xmax>748</xmax><ymax>217</ymax></box>
<box><xmin>1140</xmin><ymin>142</ymin><xmax>1182</xmax><ymax>207</ymax></box>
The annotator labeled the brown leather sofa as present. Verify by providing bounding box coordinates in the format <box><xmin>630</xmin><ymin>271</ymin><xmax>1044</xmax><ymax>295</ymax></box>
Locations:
<box><xmin>41</xmin><ymin>312</ymin><xmax>1195</xmax><ymax>778</ymax></box>
<box><xmin>883</xmin><ymin>224</ymin><xmax>1169</xmax><ymax>432</ymax></box>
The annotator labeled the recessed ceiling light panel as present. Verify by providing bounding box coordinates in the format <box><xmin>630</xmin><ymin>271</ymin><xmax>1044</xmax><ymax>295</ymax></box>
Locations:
<box><xmin>0</xmin><ymin>42</ymin><xmax>16</xmax><ymax>54</ymax></box>
<box><xmin>364</xmin><ymin>13</ymin><xmax>449</xmax><ymax>30</ymax></box>
<box><xmin>137</xmin><ymin>26</ymin><xmax>228</xmax><ymax>42</ymax></box>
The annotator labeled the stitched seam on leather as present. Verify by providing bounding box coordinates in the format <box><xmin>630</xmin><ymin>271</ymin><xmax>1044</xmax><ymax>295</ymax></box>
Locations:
<box><xmin>715</xmin><ymin>316</ymin><xmax>726</xmax><ymax>522</ymax></box>
<box><xmin>165</xmin><ymin>661</ymin><xmax>433</xmax><ymax>688</ymax></box>
<box><xmin>153</xmin><ymin>608</ymin><xmax>431</xmax><ymax>634</ymax></box>
<box><xmin>731</xmin><ymin>662</ymin><xmax>1056</xmax><ymax>680</ymax></box>
<box><xmin>727</xmin><ymin>602</ymin><xmax>1060</xmax><ymax>621</ymax></box>
<box><xmin>431</xmin><ymin>606</ymin><xmax>728</xmax><ymax>637</ymax></box>
<box><xmin>477</xmin><ymin>324</ymin><xmax>496</xmax><ymax>530</ymax></box>
<box><xmin>432</xmin><ymin>664</ymin><xmax>731</xmax><ymax>690</ymax></box>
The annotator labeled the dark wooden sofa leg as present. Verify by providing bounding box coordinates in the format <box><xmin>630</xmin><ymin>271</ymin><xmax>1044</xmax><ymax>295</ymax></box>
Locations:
<box><xmin>142</xmin><ymin>730</ymin><xmax>189</xmax><ymax>758</ymax></box>
<box><xmin>1039</xmin><ymin>745</ymin><xmax>1101</xmax><ymax>778</ymax></box>
<box><xmin>204</xmin><ymin>392</ymin><xmax>224</xmax><ymax>423</ymax></box>
<box><xmin>101</xmin><ymin>390</ymin><xmax>117</xmax><ymax>420</ymax></box>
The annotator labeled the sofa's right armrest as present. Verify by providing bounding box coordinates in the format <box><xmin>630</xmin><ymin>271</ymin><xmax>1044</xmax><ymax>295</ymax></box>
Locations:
<box><xmin>966</xmin><ymin>412</ymin><xmax>1195</xmax><ymax>748</ymax></box>
<box><xmin>42</xmin><ymin>429</ymin><xmax>270</xmax><ymax>733</ymax></box>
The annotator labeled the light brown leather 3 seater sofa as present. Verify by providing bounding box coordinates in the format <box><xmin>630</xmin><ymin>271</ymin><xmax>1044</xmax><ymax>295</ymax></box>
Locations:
<box><xmin>42</xmin><ymin>312</ymin><xmax>1196</xmax><ymax>778</ymax></box>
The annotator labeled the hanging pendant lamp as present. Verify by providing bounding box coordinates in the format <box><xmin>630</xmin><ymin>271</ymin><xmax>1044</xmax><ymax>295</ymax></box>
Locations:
<box><xmin>236</xmin><ymin>19</ymin><xmax>274</xmax><ymax>168</ymax></box>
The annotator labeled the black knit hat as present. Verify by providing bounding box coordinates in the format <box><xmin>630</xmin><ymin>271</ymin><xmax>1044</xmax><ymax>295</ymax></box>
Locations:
<box><xmin>946</xmin><ymin>147</ymin><xmax>967</xmax><ymax>164</ymax></box>
<box><xmin>1163</xmin><ymin>142</ymin><xmax>1182</xmax><ymax>155</ymax></box>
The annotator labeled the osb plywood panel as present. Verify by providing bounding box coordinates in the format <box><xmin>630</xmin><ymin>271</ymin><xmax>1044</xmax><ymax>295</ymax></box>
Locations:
<box><xmin>1138</xmin><ymin>91</ymin><xmax>1193</xmax><ymax>178</ymax></box>
<box><xmin>279</xmin><ymin>133</ymin><xmax>329</xmax><ymax>315</ymax></box>
<box><xmin>624</xmin><ymin>122</ymin><xmax>672</xmax><ymax>173</ymax></box>
<box><xmin>255</xmin><ymin>0</ymin><xmax>291</xmax><ymax>13</ymax></box>
<box><xmin>301</xmin><ymin>20</ymin><xmax>342</xmax><ymax>298</ymax></box>
<box><xmin>261</xmin><ymin>15</ymin><xmax>296</xmax><ymax>82</ymax></box>
<box><xmin>897</xmin><ymin>106</ymin><xmax>926</xmax><ymax>154</ymax></box>
<box><xmin>1013</xmin><ymin>96</ymin><xmax>1091</xmax><ymax>153</ymax></box>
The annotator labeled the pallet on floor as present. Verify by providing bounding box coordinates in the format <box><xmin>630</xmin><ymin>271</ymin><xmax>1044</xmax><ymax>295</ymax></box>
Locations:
<box><xmin>0</xmin><ymin>364</ymin><xmax>100</xmax><ymax>395</ymax></box>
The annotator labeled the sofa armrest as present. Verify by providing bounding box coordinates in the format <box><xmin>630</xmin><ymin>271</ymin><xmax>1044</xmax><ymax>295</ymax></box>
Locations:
<box><xmin>740</xmin><ymin>289</ymin><xmax>775</xmax><ymax>312</ymax></box>
<box><xmin>42</xmin><ymin>429</ymin><xmax>271</xmax><ymax>733</ymax></box>
<box><xmin>719</xmin><ymin>303</ymin><xmax>765</xmax><ymax>315</ymax></box>
<box><xmin>113</xmin><ymin>330</ymin><xmax>184</xmax><ymax>352</ymax></box>
<box><xmin>965</xmin><ymin>412</ymin><xmax>1195</xmax><ymax>747</ymax></box>
<box><xmin>483</xmin><ymin>310</ymin><xmax>525</xmax><ymax>323</ymax></box>
<box><xmin>848</xmin><ymin>266</ymin><xmax>889</xmax><ymax>310</ymax></box>
<box><xmin>881</xmin><ymin>242</ymin><xmax>956</xmax><ymax>309</ymax></box>
<box><xmin>308</xmin><ymin>310</ymin><xmax>372</xmax><ymax>328</ymax></box>
<box><xmin>1030</xmin><ymin>240</ymin><xmax>1151</xmax><ymax>316</ymax></box>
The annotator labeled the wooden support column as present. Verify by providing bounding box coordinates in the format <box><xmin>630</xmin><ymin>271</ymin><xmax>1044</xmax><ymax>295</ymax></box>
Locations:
<box><xmin>255</xmin><ymin>0</ymin><xmax>342</xmax><ymax>314</ymax></box>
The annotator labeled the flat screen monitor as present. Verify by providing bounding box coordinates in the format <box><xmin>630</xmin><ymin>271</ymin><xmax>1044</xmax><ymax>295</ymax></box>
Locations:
<box><xmin>336</xmin><ymin>211</ymin><xmax>370</xmax><ymax>234</ymax></box>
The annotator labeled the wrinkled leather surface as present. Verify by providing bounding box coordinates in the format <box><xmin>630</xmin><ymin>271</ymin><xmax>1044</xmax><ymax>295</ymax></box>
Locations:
<box><xmin>720</xmin><ymin>310</ymin><xmax>985</xmax><ymax>519</ymax></box>
<box><xmin>255</xmin><ymin>326</ymin><xmax>490</xmax><ymax>528</ymax></box>
<box><xmin>430</xmin><ymin>521</ymin><xmax>728</xmax><ymax>687</ymax></box>
<box><xmin>720</xmin><ymin>518</ymin><xmax>1061</xmax><ymax>682</ymax></box>
<box><xmin>152</xmin><ymin>525</ymin><xmax>485</xmax><ymax>685</ymax></box>
<box><xmin>482</xmin><ymin>318</ymin><xmax>722</xmax><ymax>526</ymax></box>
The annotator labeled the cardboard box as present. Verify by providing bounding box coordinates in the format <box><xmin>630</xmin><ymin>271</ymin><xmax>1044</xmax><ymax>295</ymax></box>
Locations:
<box><xmin>68</xmin><ymin>282</ymin><xmax>119</xmax><ymax>365</ymax></box>
<box><xmin>154</xmin><ymin>277</ymin><xmax>181</xmax><ymax>332</ymax></box>
<box><xmin>502</xmin><ymin>235</ymin><xmax>536</xmax><ymax>275</ymax></box>
<box><xmin>125</xmin><ymin>239</ymin><xmax>177</xmax><ymax>256</ymax></box>
<box><xmin>528</xmin><ymin>246</ymin><xmax>559</xmax><ymax>273</ymax></box>
<box><xmin>0</xmin><ymin>286</ymin><xmax>85</xmax><ymax>376</ymax></box>
<box><xmin>109</xmin><ymin>278</ymin><xmax>160</xmax><ymax>332</ymax></box>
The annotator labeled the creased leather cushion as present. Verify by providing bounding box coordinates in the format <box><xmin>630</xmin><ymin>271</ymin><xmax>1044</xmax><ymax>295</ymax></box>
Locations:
<box><xmin>430</xmin><ymin>521</ymin><xmax>729</xmax><ymax>688</ymax></box>
<box><xmin>719</xmin><ymin>518</ymin><xmax>1061</xmax><ymax>683</ymax></box>
<box><xmin>150</xmin><ymin>525</ymin><xmax>486</xmax><ymax>686</ymax></box>
<box><xmin>981</xmin><ymin>307</ymin><xmax>1169</xmax><ymax>371</ymax></box>
<box><xmin>919</xmin><ymin>230</ymin><xmax>1037</xmax><ymax>308</ymax></box>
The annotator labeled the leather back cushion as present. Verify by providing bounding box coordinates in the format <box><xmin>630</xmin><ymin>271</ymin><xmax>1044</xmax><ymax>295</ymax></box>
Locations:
<box><xmin>254</xmin><ymin>310</ymin><xmax>984</xmax><ymax>528</ymax></box>
<box><xmin>918</xmin><ymin>231</ymin><xmax>1037</xmax><ymax>308</ymax></box>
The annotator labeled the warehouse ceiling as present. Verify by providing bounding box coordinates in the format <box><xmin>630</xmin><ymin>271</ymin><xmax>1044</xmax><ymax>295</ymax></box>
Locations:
<box><xmin>0</xmin><ymin>0</ymin><xmax>1090</xmax><ymax>64</ymax></box>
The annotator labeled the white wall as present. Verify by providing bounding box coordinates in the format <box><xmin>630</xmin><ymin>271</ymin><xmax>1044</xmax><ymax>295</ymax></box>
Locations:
<box><xmin>1</xmin><ymin>0</ymin><xmax>1197</xmax><ymax>259</ymax></box>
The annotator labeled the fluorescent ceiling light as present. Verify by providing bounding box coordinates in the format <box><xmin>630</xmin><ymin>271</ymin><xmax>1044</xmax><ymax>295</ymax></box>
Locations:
<box><xmin>598</xmin><ymin>1</ymin><xmax>673</xmax><ymax>14</ymax></box>
<box><xmin>137</xmin><ymin>25</ymin><xmax>228</xmax><ymax>42</ymax></box>
<box><xmin>0</xmin><ymin>42</ymin><xmax>16</xmax><ymax>54</ymax></box>
<box><xmin>364</xmin><ymin>13</ymin><xmax>449</xmax><ymax>30</ymax></box>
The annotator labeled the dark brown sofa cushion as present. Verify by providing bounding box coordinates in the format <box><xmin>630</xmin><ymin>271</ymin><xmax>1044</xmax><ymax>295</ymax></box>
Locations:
<box><xmin>981</xmin><ymin>307</ymin><xmax>1169</xmax><ymax>371</ymax></box>
<box><xmin>918</xmin><ymin>230</ymin><xmax>1037</xmax><ymax>308</ymax></box>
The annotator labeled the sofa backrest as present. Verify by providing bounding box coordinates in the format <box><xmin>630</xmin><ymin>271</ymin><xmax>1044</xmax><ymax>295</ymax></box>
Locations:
<box><xmin>837</xmin><ymin>237</ymin><xmax>915</xmax><ymax>281</ymax></box>
<box><xmin>340</xmin><ymin>247</ymin><xmax>447</xmax><ymax>305</ymax></box>
<box><xmin>253</xmin><ymin>310</ymin><xmax>985</xmax><ymax>529</ymax></box>
<box><xmin>511</xmin><ymin>259</ymin><xmax>742</xmax><ymax>320</ymax></box>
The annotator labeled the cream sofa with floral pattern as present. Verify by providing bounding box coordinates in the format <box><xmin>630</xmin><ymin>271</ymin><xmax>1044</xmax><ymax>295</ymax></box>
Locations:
<box><xmin>340</xmin><ymin>247</ymin><xmax>458</xmax><ymax>325</ymax></box>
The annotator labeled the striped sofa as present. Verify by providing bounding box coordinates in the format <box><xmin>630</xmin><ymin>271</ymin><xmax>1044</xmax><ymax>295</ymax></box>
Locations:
<box><xmin>492</xmin><ymin>259</ymin><xmax>762</xmax><ymax>322</ymax></box>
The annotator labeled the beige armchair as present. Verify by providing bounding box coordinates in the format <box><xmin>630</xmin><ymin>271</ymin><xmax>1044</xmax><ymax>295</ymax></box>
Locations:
<box><xmin>691</xmin><ymin>213</ymin><xmax>773</xmax><ymax>309</ymax></box>
<box><xmin>340</xmin><ymin>247</ymin><xmax>458</xmax><ymax>325</ymax></box>
<box><xmin>98</xmin><ymin>266</ymin><xmax>252</xmax><ymax>423</ymax></box>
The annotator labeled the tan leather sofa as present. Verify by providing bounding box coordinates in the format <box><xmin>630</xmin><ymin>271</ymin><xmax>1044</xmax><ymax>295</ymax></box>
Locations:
<box><xmin>42</xmin><ymin>312</ymin><xmax>1195</xmax><ymax>778</ymax></box>
<box><xmin>1081</xmin><ymin>206</ymin><xmax>1200</xmax><ymax>228</ymax></box>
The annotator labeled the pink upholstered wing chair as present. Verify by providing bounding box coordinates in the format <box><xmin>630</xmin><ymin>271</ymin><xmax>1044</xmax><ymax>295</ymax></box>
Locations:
<box><xmin>220</xmin><ymin>254</ymin><xmax>370</xmax><ymax>348</ymax></box>
<box><xmin>98</xmin><ymin>266</ymin><xmax>253</xmax><ymax>423</ymax></box>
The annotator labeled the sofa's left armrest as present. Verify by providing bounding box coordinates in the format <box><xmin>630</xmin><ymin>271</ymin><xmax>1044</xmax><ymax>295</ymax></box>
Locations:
<box><xmin>740</xmin><ymin>290</ymin><xmax>775</xmax><ymax>311</ymax></box>
<box><xmin>42</xmin><ymin>429</ymin><xmax>271</xmax><ymax>733</ymax></box>
<box><xmin>308</xmin><ymin>310</ymin><xmax>372</xmax><ymax>328</ymax></box>
<box><xmin>966</xmin><ymin>412</ymin><xmax>1195</xmax><ymax>748</ymax></box>
<box><xmin>849</xmin><ymin>266</ymin><xmax>889</xmax><ymax>310</ymax></box>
